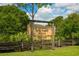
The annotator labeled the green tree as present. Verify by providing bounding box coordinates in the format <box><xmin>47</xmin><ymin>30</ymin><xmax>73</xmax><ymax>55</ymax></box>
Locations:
<box><xmin>0</xmin><ymin>5</ymin><xmax>30</xmax><ymax>42</ymax></box>
<box><xmin>64</xmin><ymin>13</ymin><xmax>79</xmax><ymax>39</ymax></box>
<box><xmin>50</xmin><ymin>16</ymin><xmax>65</xmax><ymax>46</ymax></box>
<box><xmin>51</xmin><ymin>16</ymin><xmax>65</xmax><ymax>39</ymax></box>
<box><xmin>50</xmin><ymin>13</ymin><xmax>79</xmax><ymax>45</ymax></box>
<box><xmin>0</xmin><ymin>5</ymin><xmax>29</xmax><ymax>34</ymax></box>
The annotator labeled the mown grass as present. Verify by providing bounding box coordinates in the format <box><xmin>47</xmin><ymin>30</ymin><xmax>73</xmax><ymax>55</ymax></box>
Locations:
<box><xmin>0</xmin><ymin>46</ymin><xmax>79</xmax><ymax>56</ymax></box>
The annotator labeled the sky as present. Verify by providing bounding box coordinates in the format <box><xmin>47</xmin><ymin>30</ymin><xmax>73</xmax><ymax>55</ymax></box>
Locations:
<box><xmin>18</xmin><ymin>3</ymin><xmax>79</xmax><ymax>21</ymax></box>
<box><xmin>34</xmin><ymin>3</ymin><xmax>79</xmax><ymax>21</ymax></box>
<box><xmin>0</xmin><ymin>3</ymin><xmax>79</xmax><ymax>21</ymax></box>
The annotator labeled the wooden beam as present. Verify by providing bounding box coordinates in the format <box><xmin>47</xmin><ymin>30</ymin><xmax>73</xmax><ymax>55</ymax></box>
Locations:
<box><xmin>29</xmin><ymin>20</ymin><xmax>50</xmax><ymax>23</ymax></box>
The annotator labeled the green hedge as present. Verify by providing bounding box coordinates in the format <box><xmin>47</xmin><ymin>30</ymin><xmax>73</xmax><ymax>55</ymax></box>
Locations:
<box><xmin>0</xmin><ymin>32</ymin><xmax>29</xmax><ymax>42</ymax></box>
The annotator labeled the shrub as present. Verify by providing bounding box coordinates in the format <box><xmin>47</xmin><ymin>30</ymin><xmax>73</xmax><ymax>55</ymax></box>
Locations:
<box><xmin>9</xmin><ymin>32</ymin><xmax>29</xmax><ymax>42</ymax></box>
<box><xmin>0</xmin><ymin>32</ymin><xmax>29</xmax><ymax>42</ymax></box>
<box><xmin>0</xmin><ymin>34</ymin><xmax>10</xmax><ymax>42</ymax></box>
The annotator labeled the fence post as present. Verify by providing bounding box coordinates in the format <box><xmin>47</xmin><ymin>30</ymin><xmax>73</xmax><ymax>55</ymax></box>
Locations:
<box><xmin>72</xmin><ymin>39</ymin><xmax>74</xmax><ymax>46</ymax></box>
<box><xmin>58</xmin><ymin>39</ymin><xmax>61</xmax><ymax>47</ymax></box>
<box><xmin>20</xmin><ymin>39</ymin><xmax>24</xmax><ymax>51</ymax></box>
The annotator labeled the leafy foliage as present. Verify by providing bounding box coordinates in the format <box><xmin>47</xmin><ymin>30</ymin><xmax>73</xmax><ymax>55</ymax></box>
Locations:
<box><xmin>0</xmin><ymin>5</ymin><xmax>29</xmax><ymax>34</ymax></box>
<box><xmin>10</xmin><ymin>32</ymin><xmax>29</xmax><ymax>42</ymax></box>
<box><xmin>50</xmin><ymin>16</ymin><xmax>65</xmax><ymax>40</ymax></box>
<box><xmin>64</xmin><ymin>13</ymin><xmax>79</xmax><ymax>39</ymax></box>
<box><xmin>0</xmin><ymin>5</ymin><xmax>30</xmax><ymax>42</ymax></box>
<box><xmin>50</xmin><ymin>13</ymin><xmax>79</xmax><ymax>40</ymax></box>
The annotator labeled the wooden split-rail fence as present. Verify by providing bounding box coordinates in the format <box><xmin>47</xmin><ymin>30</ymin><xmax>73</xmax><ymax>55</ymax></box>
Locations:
<box><xmin>0</xmin><ymin>39</ymin><xmax>76</xmax><ymax>52</ymax></box>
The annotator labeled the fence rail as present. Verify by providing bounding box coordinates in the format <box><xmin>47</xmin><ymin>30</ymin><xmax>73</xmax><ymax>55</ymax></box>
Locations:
<box><xmin>0</xmin><ymin>39</ymin><xmax>77</xmax><ymax>51</ymax></box>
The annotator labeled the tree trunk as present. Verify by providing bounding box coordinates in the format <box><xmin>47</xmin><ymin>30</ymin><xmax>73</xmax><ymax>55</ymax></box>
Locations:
<box><xmin>30</xmin><ymin>3</ymin><xmax>34</xmax><ymax>51</ymax></box>
<box><xmin>51</xmin><ymin>24</ymin><xmax>56</xmax><ymax>50</ymax></box>
<box><xmin>20</xmin><ymin>39</ymin><xmax>24</xmax><ymax>51</ymax></box>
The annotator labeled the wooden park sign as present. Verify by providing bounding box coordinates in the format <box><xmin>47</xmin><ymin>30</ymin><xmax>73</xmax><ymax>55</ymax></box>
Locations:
<box><xmin>27</xmin><ymin>20</ymin><xmax>56</xmax><ymax>50</ymax></box>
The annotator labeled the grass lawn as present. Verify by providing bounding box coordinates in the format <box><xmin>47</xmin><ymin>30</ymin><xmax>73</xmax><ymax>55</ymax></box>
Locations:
<box><xmin>0</xmin><ymin>46</ymin><xmax>79</xmax><ymax>56</ymax></box>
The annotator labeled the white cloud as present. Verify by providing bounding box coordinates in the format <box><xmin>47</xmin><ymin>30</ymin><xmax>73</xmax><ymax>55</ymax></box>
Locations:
<box><xmin>34</xmin><ymin>3</ymin><xmax>79</xmax><ymax>21</ymax></box>
<box><xmin>38</xmin><ymin>7</ymin><xmax>52</xmax><ymax>13</ymax></box>
<box><xmin>67</xmin><ymin>5</ymin><xmax>79</xmax><ymax>11</ymax></box>
<box><xmin>34</xmin><ymin>6</ymin><xmax>53</xmax><ymax>21</ymax></box>
<box><xmin>52</xmin><ymin>3</ymin><xmax>79</xmax><ymax>12</ymax></box>
<box><xmin>54</xmin><ymin>3</ymin><xmax>73</xmax><ymax>7</ymax></box>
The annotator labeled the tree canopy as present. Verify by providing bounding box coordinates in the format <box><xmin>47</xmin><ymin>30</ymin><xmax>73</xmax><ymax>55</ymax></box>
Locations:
<box><xmin>0</xmin><ymin>5</ymin><xmax>30</xmax><ymax>34</ymax></box>
<box><xmin>0</xmin><ymin>5</ymin><xmax>30</xmax><ymax>42</ymax></box>
<box><xmin>50</xmin><ymin>13</ymin><xmax>79</xmax><ymax>40</ymax></box>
